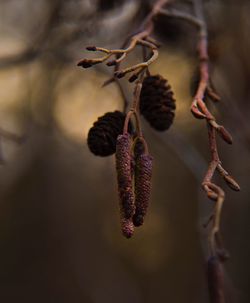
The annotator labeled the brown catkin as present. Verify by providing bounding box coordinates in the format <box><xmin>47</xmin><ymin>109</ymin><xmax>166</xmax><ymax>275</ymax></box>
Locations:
<box><xmin>116</xmin><ymin>133</ymin><xmax>135</xmax><ymax>237</ymax></box>
<box><xmin>121</xmin><ymin>218</ymin><xmax>134</xmax><ymax>239</ymax></box>
<box><xmin>133</xmin><ymin>140</ymin><xmax>153</xmax><ymax>227</ymax></box>
<box><xmin>207</xmin><ymin>256</ymin><xmax>225</xmax><ymax>303</ymax></box>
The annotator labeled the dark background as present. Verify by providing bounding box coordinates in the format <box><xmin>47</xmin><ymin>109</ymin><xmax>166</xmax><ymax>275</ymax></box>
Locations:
<box><xmin>0</xmin><ymin>1</ymin><xmax>249</xmax><ymax>302</ymax></box>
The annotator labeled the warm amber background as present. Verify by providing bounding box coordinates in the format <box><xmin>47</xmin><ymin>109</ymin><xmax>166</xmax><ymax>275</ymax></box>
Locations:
<box><xmin>0</xmin><ymin>1</ymin><xmax>249</xmax><ymax>302</ymax></box>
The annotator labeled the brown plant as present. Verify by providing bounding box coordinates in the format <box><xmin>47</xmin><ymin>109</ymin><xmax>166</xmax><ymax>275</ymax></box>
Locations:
<box><xmin>78</xmin><ymin>0</ymin><xmax>240</xmax><ymax>302</ymax></box>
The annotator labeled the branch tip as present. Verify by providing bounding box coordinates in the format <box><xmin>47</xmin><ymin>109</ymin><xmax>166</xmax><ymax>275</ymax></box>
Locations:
<box><xmin>217</xmin><ymin>126</ymin><xmax>233</xmax><ymax>145</ymax></box>
<box><xmin>86</xmin><ymin>46</ymin><xmax>97</xmax><ymax>51</ymax></box>
<box><xmin>223</xmin><ymin>175</ymin><xmax>240</xmax><ymax>191</ymax></box>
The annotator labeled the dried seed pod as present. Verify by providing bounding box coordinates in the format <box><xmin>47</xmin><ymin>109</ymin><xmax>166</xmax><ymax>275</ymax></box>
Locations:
<box><xmin>116</xmin><ymin>133</ymin><xmax>135</xmax><ymax>237</ymax></box>
<box><xmin>207</xmin><ymin>256</ymin><xmax>225</xmax><ymax>303</ymax></box>
<box><xmin>87</xmin><ymin>111</ymin><xmax>127</xmax><ymax>157</ymax></box>
<box><xmin>132</xmin><ymin>139</ymin><xmax>153</xmax><ymax>227</ymax></box>
<box><xmin>140</xmin><ymin>75</ymin><xmax>176</xmax><ymax>131</ymax></box>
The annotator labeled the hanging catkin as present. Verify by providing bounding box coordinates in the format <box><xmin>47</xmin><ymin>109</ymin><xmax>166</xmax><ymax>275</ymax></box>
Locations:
<box><xmin>133</xmin><ymin>139</ymin><xmax>153</xmax><ymax>227</ymax></box>
<box><xmin>115</xmin><ymin>133</ymin><xmax>135</xmax><ymax>238</ymax></box>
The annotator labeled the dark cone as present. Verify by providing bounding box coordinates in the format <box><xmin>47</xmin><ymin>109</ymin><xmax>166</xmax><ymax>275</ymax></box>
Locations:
<box><xmin>87</xmin><ymin>111</ymin><xmax>127</xmax><ymax>157</ymax></box>
<box><xmin>140</xmin><ymin>75</ymin><xmax>176</xmax><ymax>131</ymax></box>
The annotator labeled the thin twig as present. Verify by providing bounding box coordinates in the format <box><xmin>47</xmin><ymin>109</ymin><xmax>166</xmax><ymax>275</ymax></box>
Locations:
<box><xmin>158</xmin><ymin>8</ymin><xmax>203</xmax><ymax>27</ymax></box>
<box><xmin>190</xmin><ymin>0</ymin><xmax>240</xmax><ymax>257</ymax></box>
<box><xmin>78</xmin><ymin>0</ymin><xmax>170</xmax><ymax>84</ymax></box>
<box><xmin>123</xmin><ymin>79</ymin><xmax>143</xmax><ymax>136</ymax></box>
<box><xmin>0</xmin><ymin>128</ymin><xmax>25</xmax><ymax>144</ymax></box>
<box><xmin>80</xmin><ymin>0</ymin><xmax>172</xmax><ymax>117</ymax></box>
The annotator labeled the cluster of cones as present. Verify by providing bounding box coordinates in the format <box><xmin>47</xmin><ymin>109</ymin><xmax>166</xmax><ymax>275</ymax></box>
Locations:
<box><xmin>87</xmin><ymin>74</ymin><xmax>176</xmax><ymax>237</ymax></box>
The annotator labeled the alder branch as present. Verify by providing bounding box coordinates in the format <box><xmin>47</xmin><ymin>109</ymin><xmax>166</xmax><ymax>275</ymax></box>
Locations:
<box><xmin>77</xmin><ymin>31</ymin><xmax>159</xmax><ymax>80</ymax></box>
<box><xmin>77</xmin><ymin>0</ymin><xmax>171</xmax><ymax>84</ymax></box>
<box><xmin>189</xmin><ymin>0</ymin><xmax>240</xmax><ymax>260</ymax></box>
<box><xmin>78</xmin><ymin>0</ymin><xmax>241</xmax><ymax>252</ymax></box>
<box><xmin>78</xmin><ymin>2</ymin><xmax>242</xmax><ymax>300</ymax></box>
<box><xmin>78</xmin><ymin>0</ymin><xmax>174</xmax><ymax>138</ymax></box>
<box><xmin>186</xmin><ymin>2</ymin><xmax>241</xmax><ymax>301</ymax></box>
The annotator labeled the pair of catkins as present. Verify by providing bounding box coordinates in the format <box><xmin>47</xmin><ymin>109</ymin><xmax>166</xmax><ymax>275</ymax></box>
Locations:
<box><xmin>87</xmin><ymin>74</ymin><xmax>176</xmax><ymax>237</ymax></box>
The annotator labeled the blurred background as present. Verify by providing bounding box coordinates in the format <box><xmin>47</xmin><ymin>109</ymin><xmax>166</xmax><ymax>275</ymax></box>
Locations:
<box><xmin>0</xmin><ymin>0</ymin><xmax>249</xmax><ymax>302</ymax></box>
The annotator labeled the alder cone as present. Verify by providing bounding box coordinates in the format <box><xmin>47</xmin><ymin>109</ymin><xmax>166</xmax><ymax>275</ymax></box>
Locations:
<box><xmin>87</xmin><ymin>111</ymin><xmax>126</xmax><ymax>156</ymax></box>
<box><xmin>140</xmin><ymin>75</ymin><xmax>176</xmax><ymax>131</ymax></box>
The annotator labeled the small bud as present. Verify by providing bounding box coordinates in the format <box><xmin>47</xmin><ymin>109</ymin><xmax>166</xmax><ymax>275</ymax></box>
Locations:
<box><xmin>207</xmin><ymin>190</ymin><xmax>218</xmax><ymax>201</ymax></box>
<box><xmin>207</xmin><ymin>256</ymin><xmax>225</xmax><ymax>303</ymax></box>
<box><xmin>207</xmin><ymin>87</ymin><xmax>221</xmax><ymax>102</ymax></box>
<box><xmin>86</xmin><ymin>46</ymin><xmax>97</xmax><ymax>51</ymax></box>
<box><xmin>115</xmin><ymin>71</ymin><xmax>126</xmax><ymax>79</ymax></box>
<box><xmin>218</xmin><ymin>126</ymin><xmax>233</xmax><ymax>145</ymax></box>
<box><xmin>106</xmin><ymin>60</ymin><xmax>116</xmax><ymax>66</ymax></box>
<box><xmin>223</xmin><ymin>175</ymin><xmax>240</xmax><ymax>191</ymax></box>
<box><xmin>129</xmin><ymin>74</ymin><xmax>138</xmax><ymax>83</ymax></box>
<box><xmin>77</xmin><ymin>59</ymin><xmax>95</xmax><ymax>68</ymax></box>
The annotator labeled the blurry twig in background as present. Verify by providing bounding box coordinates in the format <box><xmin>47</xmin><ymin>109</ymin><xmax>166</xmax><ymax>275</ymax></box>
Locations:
<box><xmin>0</xmin><ymin>128</ymin><xmax>25</xmax><ymax>164</ymax></box>
<box><xmin>0</xmin><ymin>1</ymin><xmax>62</xmax><ymax>69</ymax></box>
<box><xmin>154</xmin><ymin>129</ymin><xmax>206</xmax><ymax>181</ymax></box>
